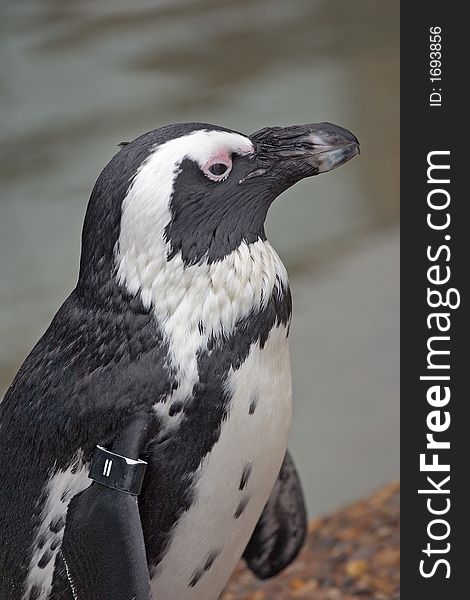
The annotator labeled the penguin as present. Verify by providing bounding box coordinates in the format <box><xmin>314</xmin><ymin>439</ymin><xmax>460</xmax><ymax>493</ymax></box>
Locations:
<box><xmin>0</xmin><ymin>121</ymin><xmax>359</xmax><ymax>600</ymax></box>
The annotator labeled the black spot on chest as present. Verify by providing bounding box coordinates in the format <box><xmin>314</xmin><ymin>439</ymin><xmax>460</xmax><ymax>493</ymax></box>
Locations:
<box><xmin>234</xmin><ymin>496</ymin><xmax>250</xmax><ymax>519</ymax></box>
<box><xmin>168</xmin><ymin>401</ymin><xmax>184</xmax><ymax>416</ymax></box>
<box><xmin>249</xmin><ymin>395</ymin><xmax>258</xmax><ymax>415</ymax></box>
<box><xmin>139</xmin><ymin>280</ymin><xmax>292</xmax><ymax>568</ymax></box>
<box><xmin>239</xmin><ymin>463</ymin><xmax>252</xmax><ymax>490</ymax></box>
<box><xmin>37</xmin><ymin>549</ymin><xmax>54</xmax><ymax>569</ymax></box>
<box><xmin>188</xmin><ymin>549</ymin><xmax>221</xmax><ymax>587</ymax></box>
<box><xmin>49</xmin><ymin>515</ymin><xmax>65</xmax><ymax>534</ymax></box>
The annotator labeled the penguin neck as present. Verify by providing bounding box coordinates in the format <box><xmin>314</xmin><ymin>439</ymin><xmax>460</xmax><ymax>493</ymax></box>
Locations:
<box><xmin>113</xmin><ymin>238</ymin><xmax>289</xmax><ymax>409</ymax></box>
<box><xmin>115</xmin><ymin>238</ymin><xmax>289</xmax><ymax>342</ymax></box>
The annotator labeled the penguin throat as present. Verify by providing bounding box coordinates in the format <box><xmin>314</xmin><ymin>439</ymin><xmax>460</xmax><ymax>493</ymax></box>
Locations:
<box><xmin>115</xmin><ymin>238</ymin><xmax>288</xmax><ymax>340</ymax></box>
<box><xmin>116</xmin><ymin>237</ymin><xmax>290</xmax><ymax>414</ymax></box>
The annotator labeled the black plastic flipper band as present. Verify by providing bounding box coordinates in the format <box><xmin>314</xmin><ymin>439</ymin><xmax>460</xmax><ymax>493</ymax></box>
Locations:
<box><xmin>89</xmin><ymin>445</ymin><xmax>147</xmax><ymax>495</ymax></box>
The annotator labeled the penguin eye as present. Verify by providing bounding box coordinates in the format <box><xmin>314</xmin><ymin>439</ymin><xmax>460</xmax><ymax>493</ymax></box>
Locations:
<box><xmin>209</xmin><ymin>163</ymin><xmax>229</xmax><ymax>176</ymax></box>
<box><xmin>202</xmin><ymin>156</ymin><xmax>233</xmax><ymax>181</ymax></box>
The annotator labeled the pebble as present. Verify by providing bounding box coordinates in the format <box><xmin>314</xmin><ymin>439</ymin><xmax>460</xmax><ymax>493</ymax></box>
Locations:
<box><xmin>346</xmin><ymin>559</ymin><xmax>369</xmax><ymax>579</ymax></box>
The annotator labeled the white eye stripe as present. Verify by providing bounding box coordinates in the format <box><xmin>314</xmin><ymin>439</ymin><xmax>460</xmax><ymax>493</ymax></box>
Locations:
<box><xmin>183</xmin><ymin>130</ymin><xmax>254</xmax><ymax>166</ymax></box>
<box><xmin>137</xmin><ymin>129</ymin><xmax>253</xmax><ymax>184</ymax></box>
<box><xmin>185</xmin><ymin>129</ymin><xmax>253</xmax><ymax>183</ymax></box>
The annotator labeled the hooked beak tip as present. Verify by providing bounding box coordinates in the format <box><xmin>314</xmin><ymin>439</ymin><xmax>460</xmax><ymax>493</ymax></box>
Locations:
<box><xmin>305</xmin><ymin>123</ymin><xmax>360</xmax><ymax>173</ymax></box>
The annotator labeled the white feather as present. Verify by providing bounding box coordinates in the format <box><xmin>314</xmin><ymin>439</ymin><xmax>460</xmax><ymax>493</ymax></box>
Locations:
<box><xmin>23</xmin><ymin>453</ymin><xmax>90</xmax><ymax>600</ymax></box>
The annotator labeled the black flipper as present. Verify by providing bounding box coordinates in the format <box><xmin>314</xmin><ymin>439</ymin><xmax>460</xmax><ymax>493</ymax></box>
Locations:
<box><xmin>61</xmin><ymin>413</ymin><xmax>154</xmax><ymax>600</ymax></box>
<box><xmin>243</xmin><ymin>450</ymin><xmax>307</xmax><ymax>579</ymax></box>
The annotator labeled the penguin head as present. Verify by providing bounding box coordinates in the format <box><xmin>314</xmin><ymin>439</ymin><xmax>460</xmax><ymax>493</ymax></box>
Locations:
<box><xmin>78</xmin><ymin>122</ymin><xmax>359</xmax><ymax>293</ymax></box>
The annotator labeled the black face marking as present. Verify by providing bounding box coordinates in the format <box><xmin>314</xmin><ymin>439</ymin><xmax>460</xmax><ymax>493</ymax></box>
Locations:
<box><xmin>234</xmin><ymin>496</ymin><xmax>250</xmax><ymax>519</ymax></box>
<box><xmin>164</xmin><ymin>123</ymin><xmax>359</xmax><ymax>266</ymax></box>
<box><xmin>188</xmin><ymin>550</ymin><xmax>220</xmax><ymax>587</ymax></box>
<box><xmin>239</xmin><ymin>463</ymin><xmax>252</xmax><ymax>491</ymax></box>
<box><xmin>165</xmin><ymin>156</ymin><xmax>272</xmax><ymax>266</ymax></box>
<box><xmin>249</xmin><ymin>395</ymin><xmax>258</xmax><ymax>415</ymax></box>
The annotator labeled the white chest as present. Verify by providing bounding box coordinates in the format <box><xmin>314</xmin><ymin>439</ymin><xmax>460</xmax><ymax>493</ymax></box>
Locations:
<box><xmin>144</xmin><ymin>239</ymin><xmax>290</xmax><ymax>429</ymax></box>
<box><xmin>151</xmin><ymin>324</ymin><xmax>292</xmax><ymax>600</ymax></box>
<box><xmin>117</xmin><ymin>229</ymin><xmax>292</xmax><ymax>598</ymax></box>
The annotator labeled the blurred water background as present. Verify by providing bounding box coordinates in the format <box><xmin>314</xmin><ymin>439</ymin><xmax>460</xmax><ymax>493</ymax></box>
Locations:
<box><xmin>0</xmin><ymin>0</ymin><xmax>399</xmax><ymax>517</ymax></box>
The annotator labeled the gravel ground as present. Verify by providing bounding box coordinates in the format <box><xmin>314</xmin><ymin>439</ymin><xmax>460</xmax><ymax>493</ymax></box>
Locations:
<box><xmin>223</xmin><ymin>481</ymin><xmax>400</xmax><ymax>600</ymax></box>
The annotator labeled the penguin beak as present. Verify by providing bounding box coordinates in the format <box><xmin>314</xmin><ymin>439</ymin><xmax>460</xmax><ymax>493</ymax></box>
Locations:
<box><xmin>299</xmin><ymin>122</ymin><xmax>360</xmax><ymax>174</ymax></box>
<box><xmin>249</xmin><ymin>122</ymin><xmax>360</xmax><ymax>184</ymax></box>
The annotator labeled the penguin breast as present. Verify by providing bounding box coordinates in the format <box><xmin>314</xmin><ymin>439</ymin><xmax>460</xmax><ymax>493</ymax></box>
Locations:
<box><xmin>150</xmin><ymin>323</ymin><xmax>292</xmax><ymax>600</ymax></box>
